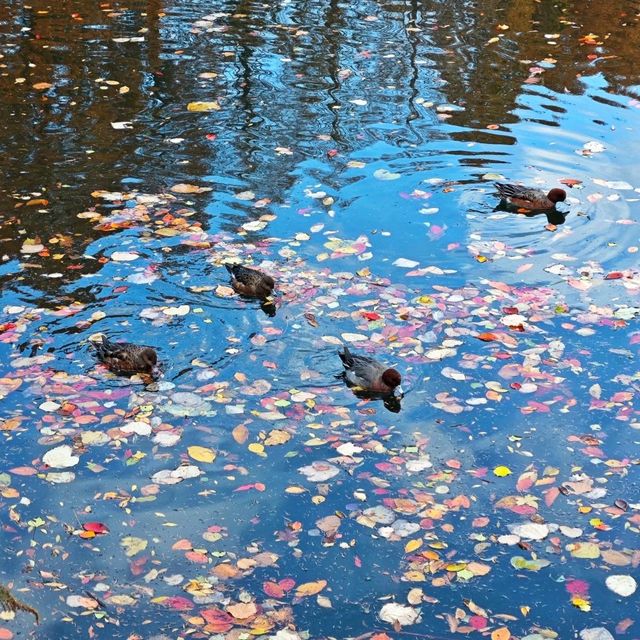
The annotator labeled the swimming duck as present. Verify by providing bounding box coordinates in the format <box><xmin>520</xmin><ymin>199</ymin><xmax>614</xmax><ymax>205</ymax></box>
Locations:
<box><xmin>93</xmin><ymin>336</ymin><xmax>159</xmax><ymax>377</ymax></box>
<box><xmin>338</xmin><ymin>346</ymin><xmax>403</xmax><ymax>397</ymax></box>
<box><xmin>225</xmin><ymin>264</ymin><xmax>275</xmax><ymax>299</ymax></box>
<box><xmin>495</xmin><ymin>182</ymin><xmax>566</xmax><ymax>211</ymax></box>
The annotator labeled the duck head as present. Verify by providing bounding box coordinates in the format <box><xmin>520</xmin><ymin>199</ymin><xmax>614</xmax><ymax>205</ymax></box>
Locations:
<box><xmin>547</xmin><ymin>188</ymin><xmax>566</xmax><ymax>204</ymax></box>
<box><xmin>382</xmin><ymin>368</ymin><xmax>403</xmax><ymax>397</ymax></box>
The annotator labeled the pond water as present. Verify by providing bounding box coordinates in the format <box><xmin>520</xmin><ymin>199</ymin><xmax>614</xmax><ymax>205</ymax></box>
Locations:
<box><xmin>0</xmin><ymin>1</ymin><xmax>639</xmax><ymax>639</ymax></box>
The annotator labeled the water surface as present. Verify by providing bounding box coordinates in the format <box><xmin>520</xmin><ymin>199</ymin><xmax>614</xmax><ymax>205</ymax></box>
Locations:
<box><xmin>1</xmin><ymin>1</ymin><xmax>639</xmax><ymax>639</ymax></box>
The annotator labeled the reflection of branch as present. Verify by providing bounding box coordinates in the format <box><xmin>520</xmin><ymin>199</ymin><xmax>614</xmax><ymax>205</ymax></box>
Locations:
<box><xmin>146</xmin><ymin>0</ymin><xmax>162</xmax><ymax>71</ymax></box>
<box><xmin>326</xmin><ymin>0</ymin><xmax>346</xmax><ymax>145</ymax></box>
<box><xmin>404</xmin><ymin>0</ymin><xmax>421</xmax><ymax>131</ymax></box>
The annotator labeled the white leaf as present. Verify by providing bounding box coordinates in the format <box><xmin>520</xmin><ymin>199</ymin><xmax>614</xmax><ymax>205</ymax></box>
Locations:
<box><xmin>379</xmin><ymin>602</ymin><xmax>421</xmax><ymax>626</ymax></box>
<box><xmin>580</xmin><ymin>628</ymin><xmax>614</xmax><ymax>640</ymax></box>
<box><xmin>336</xmin><ymin>442</ymin><xmax>363</xmax><ymax>457</ymax></box>
<box><xmin>298</xmin><ymin>461</ymin><xmax>340</xmax><ymax>482</ymax></box>
<box><xmin>163</xmin><ymin>305</ymin><xmax>190</xmax><ymax>316</ymax></box>
<box><xmin>39</xmin><ymin>401</ymin><xmax>61</xmax><ymax>412</ymax></box>
<box><xmin>393</xmin><ymin>258</ymin><xmax>419</xmax><ymax>268</ymax></box>
<box><xmin>120</xmin><ymin>421</ymin><xmax>152</xmax><ymax>436</ymax></box>
<box><xmin>373</xmin><ymin>168</ymin><xmax>401</xmax><ymax>181</ymax></box>
<box><xmin>340</xmin><ymin>333</ymin><xmax>368</xmax><ymax>342</ymax></box>
<box><xmin>582</xmin><ymin>141</ymin><xmax>605</xmax><ymax>153</ymax></box>
<box><xmin>507</xmin><ymin>522</ymin><xmax>549</xmax><ymax>540</ymax></box>
<box><xmin>111</xmin><ymin>251</ymin><xmax>139</xmax><ymax>261</ymax></box>
<box><xmin>42</xmin><ymin>445</ymin><xmax>79</xmax><ymax>469</ymax></box>
<box><xmin>605</xmin><ymin>574</ymin><xmax>636</xmax><ymax>597</ymax></box>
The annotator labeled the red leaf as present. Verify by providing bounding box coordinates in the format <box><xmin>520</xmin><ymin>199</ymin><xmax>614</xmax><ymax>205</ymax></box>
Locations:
<box><xmin>159</xmin><ymin>596</ymin><xmax>194</xmax><ymax>611</ymax></box>
<box><xmin>83</xmin><ymin>522</ymin><xmax>109</xmax><ymax>534</ymax></box>
<box><xmin>560</xmin><ymin>178</ymin><xmax>582</xmax><ymax>187</ymax></box>
<box><xmin>605</xmin><ymin>272</ymin><xmax>623</xmax><ymax>280</ymax></box>
<box><xmin>278</xmin><ymin>578</ymin><xmax>295</xmax><ymax>592</ymax></box>
<box><xmin>477</xmin><ymin>332</ymin><xmax>497</xmax><ymax>342</ymax></box>
<box><xmin>263</xmin><ymin>581</ymin><xmax>285</xmax><ymax>598</ymax></box>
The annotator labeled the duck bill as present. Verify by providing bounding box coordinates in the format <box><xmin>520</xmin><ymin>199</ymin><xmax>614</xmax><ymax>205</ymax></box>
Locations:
<box><xmin>393</xmin><ymin>385</ymin><xmax>404</xmax><ymax>398</ymax></box>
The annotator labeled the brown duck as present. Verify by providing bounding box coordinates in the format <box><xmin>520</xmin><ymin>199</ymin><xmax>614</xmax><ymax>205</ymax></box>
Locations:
<box><xmin>495</xmin><ymin>182</ymin><xmax>566</xmax><ymax>211</ymax></box>
<box><xmin>339</xmin><ymin>346</ymin><xmax>403</xmax><ymax>397</ymax></box>
<box><xmin>225</xmin><ymin>263</ymin><xmax>275</xmax><ymax>299</ymax></box>
<box><xmin>93</xmin><ymin>336</ymin><xmax>159</xmax><ymax>377</ymax></box>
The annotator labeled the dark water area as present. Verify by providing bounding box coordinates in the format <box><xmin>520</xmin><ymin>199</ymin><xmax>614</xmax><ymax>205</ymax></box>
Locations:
<box><xmin>0</xmin><ymin>1</ymin><xmax>640</xmax><ymax>639</ymax></box>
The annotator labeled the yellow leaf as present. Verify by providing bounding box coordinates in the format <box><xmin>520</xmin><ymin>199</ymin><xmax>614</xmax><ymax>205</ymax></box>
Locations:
<box><xmin>571</xmin><ymin>596</ymin><xmax>591</xmax><ymax>612</ymax></box>
<box><xmin>493</xmin><ymin>465</ymin><xmax>512</xmax><ymax>477</ymax></box>
<box><xmin>248</xmin><ymin>442</ymin><xmax>266</xmax><ymax>457</ymax></box>
<box><xmin>520</xmin><ymin>606</ymin><xmax>530</xmax><ymax>616</ymax></box>
<box><xmin>232</xmin><ymin>424</ymin><xmax>249</xmax><ymax>444</ymax></box>
<box><xmin>285</xmin><ymin>486</ymin><xmax>307</xmax><ymax>494</ymax></box>
<box><xmin>187</xmin><ymin>101</ymin><xmax>221</xmax><ymax>112</ymax></box>
<box><xmin>491</xmin><ymin>628</ymin><xmax>510</xmax><ymax>640</ymax></box>
<box><xmin>404</xmin><ymin>538</ymin><xmax>423</xmax><ymax>553</ymax></box>
<box><xmin>187</xmin><ymin>446</ymin><xmax>216</xmax><ymax>463</ymax></box>
<box><xmin>120</xmin><ymin>536</ymin><xmax>147</xmax><ymax>557</ymax></box>
<box><xmin>295</xmin><ymin>580</ymin><xmax>327</xmax><ymax>597</ymax></box>
<box><xmin>264</xmin><ymin>429</ymin><xmax>291</xmax><ymax>446</ymax></box>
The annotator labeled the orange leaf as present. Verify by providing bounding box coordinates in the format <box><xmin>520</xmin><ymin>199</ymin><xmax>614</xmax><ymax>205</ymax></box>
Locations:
<box><xmin>172</xmin><ymin>538</ymin><xmax>193</xmax><ymax>551</ymax></box>
<box><xmin>491</xmin><ymin>627</ymin><xmax>511</xmax><ymax>640</ymax></box>
<box><xmin>294</xmin><ymin>580</ymin><xmax>327</xmax><ymax>597</ymax></box>
<box><xmin>477</xmin><ymin>332</ymin><xmax>497</xmax><ymax>342</ymax></box>
<box><xmin>232</xmin><ymin>424</ymin><xmax>249</xmax><ymax>444</ymax></box>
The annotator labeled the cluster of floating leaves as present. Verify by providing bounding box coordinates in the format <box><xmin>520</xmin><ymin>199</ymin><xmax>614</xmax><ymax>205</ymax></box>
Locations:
<box><xmin>0</xmin><ymin>169</ymin><xmax>639</xmax><ymax>640</ymax></box>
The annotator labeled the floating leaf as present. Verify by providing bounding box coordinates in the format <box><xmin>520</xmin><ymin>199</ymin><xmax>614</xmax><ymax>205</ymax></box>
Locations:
<box><xmin>379</xmin><ymin>603</ymin><xmax>420</xmax><ymax>627</ymax></box>
<box><xmin>42</xmin><ymin>445</ymin><xmax>79</xmax><ymax>469</ymax></box>
<box><xmin>170</xmin><ymin>183</ymin><xmax>213</xmax><ymax>194</ymax></box>
<box><xmin>187</xmin><ymin>101</ymin><xmax>220</xmax><ymax>112</ymax></box>
<box><xmin>605</xmin><ymin>575</ymin><xmax>636</xmax><ymax>597</ymax></box>
<box><xmin>493</xmin><ymin>465</ymin><xmax>512</xmax><ymax>477</ymax></box>
<box><xmin>187</xmin><ymin>446</ymin><xmax>216</xmax><ymax>464</ymax></box>
<box><xmin>404</xmin><ymin>539</ymin><xmax>422</xmax><ymax>553</ymax></box>
<box><xmin>295</xmin><ymin>580</ymin><xmax>327</xmax><ymax>597</ymax></box>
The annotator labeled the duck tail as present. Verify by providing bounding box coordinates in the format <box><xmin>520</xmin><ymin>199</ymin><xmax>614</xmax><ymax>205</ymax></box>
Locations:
<box><xmin>494</xmin><ymin>182</ymin><xmax>517</xmax><ymax>199</ymax></box>
<box><xmin>224</xmin><ymin>263</ymin><xmax>237</xmax><ymax>276</ymax></box>
<box><xmin>338</xmin><ymin>345</ymin><xmax>354</xmax><ymax>368</ymax></box>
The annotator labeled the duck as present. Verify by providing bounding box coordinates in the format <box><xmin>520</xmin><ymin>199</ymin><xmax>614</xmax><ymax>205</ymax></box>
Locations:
<box><xmin>93</xmin><ymin>335</ymin><xmax>160</xmax><ymax>377</ymax></box>
<box><xmin>225</xmin><ymin>263</ymin><xmax>275</xmax><ymax>299</ymax></box>
<box><xmin>494</xmin><ymin>182</ymin><xmax>566</xmax><ymax>211</ymax></box>
<box><xmin>338</xmin><ymin>346</ymin><xmax>403</xmax><ymax>397</ymax></box>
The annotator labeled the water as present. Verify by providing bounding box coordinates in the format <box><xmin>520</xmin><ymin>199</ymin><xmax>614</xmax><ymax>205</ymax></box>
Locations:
<box><xmin>0</xmin><ymin>1</ymin><xmax>639</xmax><ymax>638</ymax></box>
